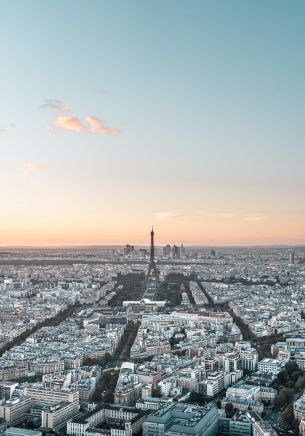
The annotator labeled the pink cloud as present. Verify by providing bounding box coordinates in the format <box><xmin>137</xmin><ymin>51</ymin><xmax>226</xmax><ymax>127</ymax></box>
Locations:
<box><xmin>53</xmin><ymin>116</ymin><xmax>84</xmax><ymax>132</ymax></box>
<box><xmin>156</xmin><ymin>212</ymin><xmax>182</xmax><ymax>220</ymax></box>
<box><xmin>20</xmin><ymin>163</ymin><xmax>48</xmax><ymax>174</ymax></box>
<box><xmin>85</xmin><ymin>116</ymin><xmax>121</xmax><ymax>135</ymax></box>
<box><xmin>242</xmin><ymin>213</ymin><xmax>266</xmax><ymax>222</ymax></box>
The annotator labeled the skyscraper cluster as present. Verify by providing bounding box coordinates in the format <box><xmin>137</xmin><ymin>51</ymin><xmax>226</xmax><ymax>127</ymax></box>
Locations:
<box><xmin>162</xmin><ymin>244</ymin><xmax>185</xmax><ymax>259</ymax></box>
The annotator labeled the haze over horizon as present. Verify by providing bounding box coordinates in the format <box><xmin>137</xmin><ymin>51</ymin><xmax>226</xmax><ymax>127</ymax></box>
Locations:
<box><xmin>1</xmin><ymin>0</ymin><xmax>305</xmax><ymax>246</ymax></box>
<box><xmin>0</xmin><ymin>242</ymin><xmax>305</xmax><ymax>249</ymax></box>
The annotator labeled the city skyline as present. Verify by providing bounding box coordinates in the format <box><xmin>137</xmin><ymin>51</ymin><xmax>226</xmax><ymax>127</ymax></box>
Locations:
<box><xmin>1</xmin><ymin>0</ymin><xmax>305</xmax><ymax>246</ymax></box>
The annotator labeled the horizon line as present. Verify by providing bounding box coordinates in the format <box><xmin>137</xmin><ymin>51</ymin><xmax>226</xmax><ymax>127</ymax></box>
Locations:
<box><xmin>0</xmin><ymin>243</ymin><xmax>304</xmax><ymax>249</ymax></box>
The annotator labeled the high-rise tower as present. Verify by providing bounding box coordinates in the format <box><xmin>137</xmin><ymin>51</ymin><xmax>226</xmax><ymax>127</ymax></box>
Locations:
<box><xmin>289</xmin><ymin>251</ymin><xmax>295</xmax><ymax>265</ymax></box>
<box><xmin>147</xmin><ymin>226</ymin><xmax>158</xmax><ymax>278</ymax></box>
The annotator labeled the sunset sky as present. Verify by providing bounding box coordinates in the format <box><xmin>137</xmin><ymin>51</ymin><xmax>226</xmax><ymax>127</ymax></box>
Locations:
<box><xmin>0</xmin><ymin>0</ymin><xmax>304</xmax><ymax>246</ymax></box>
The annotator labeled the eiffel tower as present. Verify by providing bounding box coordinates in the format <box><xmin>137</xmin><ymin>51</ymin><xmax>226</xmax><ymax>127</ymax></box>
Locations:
<box><xmin>147</xmin><ymin>226</ymin><xmax>158</xmax><ymax>278</ymax></box>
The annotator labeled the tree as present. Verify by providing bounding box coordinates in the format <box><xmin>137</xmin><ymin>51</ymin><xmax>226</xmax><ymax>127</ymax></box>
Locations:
<box><xmin>274</xmin><ymin>387</ymin><xmax>293</xmax><ymax>409</ymax></box>
<box><xmin>277</xmin><ymin>370</ymin><xmax>289</xmax><ymax>384</ymax></box>
<box><xmin>271</xmin><ymin>344</ymin><xmax>279</xmax><ymax>358</ymax></box>
<box><xmin>291</xmin><ymin>370</ymin><xmax>303</xmax><ymax>382</ymax></box>
<box><xmin>189</xmin><ymin>392</ymin><xmax>206</xmax><ymax>404</ymax></box>
<box><xmin>293</xmin><ymin>419</ymin><xmax>300</xmax><ymax>436</ymax></box>
<box><xmin>295</xmin><ymin>376</ymin><xmax>305</xmax><ymax>390</ymax></box>
<box><xmin>225</xmin><ymin>402</ymin><xmax>234</xmax><ymax>417</ymax></box>
<box><xmin>285</xmin><ymin>361</ymin><xmax>299</xmax><ymax>375</ymax></box>
<box><xmin>153</xmin><ymin>389</ymin><xmax>162</xmax><ymax>398</ymax></box>
<box><xmin>282</xmin><ymin>403</ymin><xmax>294</xmax><ymax>425</ymax></box>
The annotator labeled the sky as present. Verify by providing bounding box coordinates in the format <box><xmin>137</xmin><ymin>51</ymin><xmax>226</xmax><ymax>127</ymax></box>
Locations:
<box><xmin>0</xmin><ymin>0</ymin><xmax>304</xmax><ymax>246</ymax></box>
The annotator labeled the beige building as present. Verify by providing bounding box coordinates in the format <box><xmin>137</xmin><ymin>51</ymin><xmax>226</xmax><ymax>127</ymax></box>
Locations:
<box><xmin>42</xmin><ymin>401</ymin><xmax>79</xmax><ymax>432</ymax></box>
<box><xmin>0</xmin><ymin>398</ymin><xmax>32</xmax><ymax>426</ymax></box>
<box><xmin>67</xmin><ymin>404</ymin><xmax>147</xmax><ymax>436</ymax></box>
<box><xmin>24</xmin><ymin>386</ymin><xmax>79</xmax><ymax>406</ymax></box>
<box><xmin>0</xmin><ymin>364</ymin><xmax>28</xmax><ymax>382</ymax></box>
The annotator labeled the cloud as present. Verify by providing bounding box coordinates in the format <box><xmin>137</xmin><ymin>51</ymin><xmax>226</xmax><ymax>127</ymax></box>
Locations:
<box><xmin>42</xmin><ymin>99</ymin><xmax>121</xmax><ymax>135</ymax></box>
<box><xmin>155</xmin><ymin>211</ymin><xmax>266</xmax><ymax>223</ymax></box>
<box><xmin>42</xmin><ymin>100</ymin><xmax>70</xmax><ymax>112</ymax></box>
<box><xmin>190</xmin><ymin>212</ymin><xmax>236</xmax><ymax>219</ymax></box>
<box><xmin>0</xmin><ymin>123</ymin><xmax>16</xmax><ymax>133</ymax></box>
<box><xmin>242</xmin><ymin>213</ymin><xmax>265</xmax><ymax>222</ymax></box>
<box><xmin>213</xmin><ymin>212</ymin><xmax>236</xmax><ymax>219</ymax></box>
<box><xmin>20</xmin><ymin>163</ymin><xmax>48</xmax><ymax>174</ymax></box>
<box><xmin>200</xmin><ymin>211</ymin><xmax>265</xmax><ymax>221</ymax></box>
<box><xmin>49</xmin><ymin>115</ymin><xmax>121</xmax><ymax>135</ymax></box>
<box><xmin>156</xmin><ymin>211</ymin><xmax>237</xmax><ymax>220</ymax></box>
<box><xmin>85</xmin><ymin>116</ymin><xmax>121</xmax><ymax>135</ymax></box>
<box><xmin>156</xmin><ymin>212</ymin><xmax>182</xmax><ymax>220</ymax></box>
<box><xmin>53</xmin><ymin>116</ymin><xmax>84</xmax><ymax>132</ymax></box>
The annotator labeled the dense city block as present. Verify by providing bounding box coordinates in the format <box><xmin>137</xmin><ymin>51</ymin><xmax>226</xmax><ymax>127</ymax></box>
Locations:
<box><xmin>0</xmin><ymin>241</ymin><xmax>304</xmax><ymax>436</ymax></box>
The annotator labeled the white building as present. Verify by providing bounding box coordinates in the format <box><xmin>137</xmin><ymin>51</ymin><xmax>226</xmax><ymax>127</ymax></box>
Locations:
<box><xmin>257</xmin><ymin>359</ymin><xmax>285</xmax><ymax>375</ymax></box>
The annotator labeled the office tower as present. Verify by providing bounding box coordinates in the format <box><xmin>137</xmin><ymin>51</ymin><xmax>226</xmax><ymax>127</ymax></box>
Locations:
<box><xmin>163</xmin><ymin>245</ymin><xmax>171</xmax><ymax>257</ymax></box>
<box><xmin>289</xmin><ymin>252</ymin><xmax>295</xmax><ymax>265</ymax></box>
<box><xmin>139</xmin><ymin>248</ymin><xmax>148</xmax><ymax>259</ymax></box>
<box><xmin>124</xmin><ymin>244</ymin><xmax>135</xmax><ymax>256</ymax></box>
<box><xmin>180</xmin><ymin>243</ymin><xmax>186</xmax><ymax>257</ymax></box>
<box><xmin>172</xmin><ymin>245</ymin><xmax>180</xmax><ymax>259</ymax></box>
